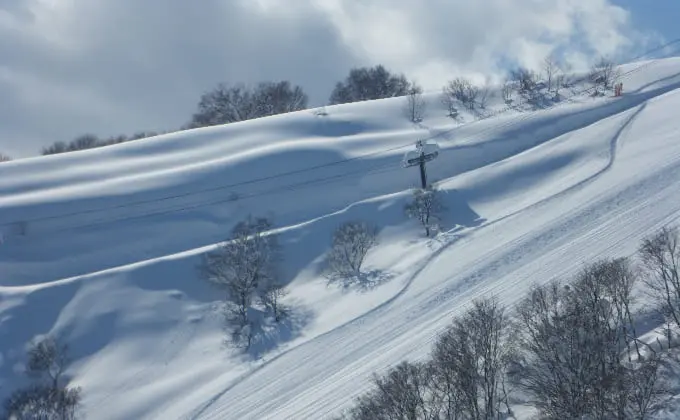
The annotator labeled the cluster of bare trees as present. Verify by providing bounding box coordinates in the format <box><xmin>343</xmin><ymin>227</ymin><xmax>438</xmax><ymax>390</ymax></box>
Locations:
<box><xmin>187</xmin><ymin>81</ymin><xmax>308</xmax><ymax>129</ymax></box>
<box><xmin>3</xmin><ymin>336</ymin><xmax>81</xmax><ymax>420</ymax></box>
<box><xmin>511</xmin><ymin>258</ymin><xmax>667</xmax><ymax>419</ymax></box>
<box><xmin>329</xmin><ymin>65</ymin><xmax>413</xmax><ymax>105</ymax></box>
<box><xmin>0</xmin><ymin>153</ymin><xmax>11</xmax><ymax>163</ymax></box>
<box><xmin>325</xmin><ymin>187</ymin><xmax>446</xmax><ymax>286</ymax></box>
<box><xmin>337</xmin><ymin>225</ymin><xmax>680</xmax><ymax>419</ymax></box>
<box><xmin>199</xmin><ymin>215</ymin><xmax>287</xmax><ymax>349</ymax></box>
<box><xmin>441</xmin><ymin>77</ymin><xmax>481</xmax><ymax>113</ymax></box>
<box><xmin>336</xmin><ymin>298</ymin><xmax>512</xmax><ymax>420</ymax></box>
<box><xmin>41</xmin><ymin>131</ymin><xmax>161</xmax><ymax>155</ymax></box>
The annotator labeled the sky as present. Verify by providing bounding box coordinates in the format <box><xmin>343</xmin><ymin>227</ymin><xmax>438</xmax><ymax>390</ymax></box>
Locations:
<box><xmin>0</xmin><ymin>0</ymin><xmax>677</xmax><ymax>159</ymax></box>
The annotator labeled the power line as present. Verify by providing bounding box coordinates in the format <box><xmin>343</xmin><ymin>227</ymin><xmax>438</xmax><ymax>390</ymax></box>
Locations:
<box><xmin>46</xmin><ymin>162</ymin><xmax>403</xmax><ymax>233</ymax></box>
<box><xmin>5</xmin><ymin>37</ymin><xmax>680</xmax><ymax>232</ymax></box>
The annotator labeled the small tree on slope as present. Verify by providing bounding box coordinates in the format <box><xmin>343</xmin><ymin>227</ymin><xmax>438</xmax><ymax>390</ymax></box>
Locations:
<box><xmin>327</xmin><ymin>221</ymin><xmax>378</xmax><ymax>280</ymax></box>
<box><xmin>405</xmin><ymin>186</ymin><xmax>445</xmax><ymax>237</ymax></box>
<box><xmin>199</xmin><ymin>215</ymin><xmax>283</xmax><ymax>348</ymax></box>
<box><xmin>404</xmin><ymin>81</ymin><xmax>426</xmax><ymax>123</ymax></box>
<box><xmin>3</xmin><ymin>336</ymin><xmax>81</xmax><ymax>420</ymax></box>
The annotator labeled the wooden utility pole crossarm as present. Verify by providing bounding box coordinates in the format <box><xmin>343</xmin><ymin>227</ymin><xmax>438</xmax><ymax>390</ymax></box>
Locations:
<box><xmin>403</xmin><ymin>140</ymin><xmax>440</xmax><ymax>188</ymax></box>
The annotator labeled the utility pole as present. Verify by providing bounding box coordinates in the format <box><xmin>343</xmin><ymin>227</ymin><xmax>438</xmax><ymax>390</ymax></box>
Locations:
<box><xmin>403</xmin><ymin>140</ymin><xmax>439</xmax><ymax>188</ymax></box>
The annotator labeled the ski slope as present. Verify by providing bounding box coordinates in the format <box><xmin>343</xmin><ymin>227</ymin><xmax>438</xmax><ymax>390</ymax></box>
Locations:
<box><xmin>2</xmin><ymin>56</ymin><xmax>680</xmax><ymax>419</ymax></box>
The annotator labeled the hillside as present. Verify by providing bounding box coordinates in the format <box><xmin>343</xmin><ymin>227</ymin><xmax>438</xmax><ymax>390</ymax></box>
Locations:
<box><xmin>2</xmin><ymin>56</ymin><xmax>680</xmax><ymax>419</ymax></box>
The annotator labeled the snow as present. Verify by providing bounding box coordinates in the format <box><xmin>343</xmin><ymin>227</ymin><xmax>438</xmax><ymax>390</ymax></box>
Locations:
<box><xmin>2</xmin><ymin>56</ymin><xmax>680</xmax><ymax>419</ymax></box>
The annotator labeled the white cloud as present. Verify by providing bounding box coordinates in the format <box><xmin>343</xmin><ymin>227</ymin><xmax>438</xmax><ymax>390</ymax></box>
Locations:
<box><xmin>0</xmin><ymin>0</ymin><xmax>652</xmax><ymax>157</ymax></box>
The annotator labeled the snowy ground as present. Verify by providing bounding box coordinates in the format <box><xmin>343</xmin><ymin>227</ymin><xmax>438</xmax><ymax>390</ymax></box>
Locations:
<box><xmin>2</xmin><ymin>56</ymin><xmax>680</xmax><ymax>419</ymax></box>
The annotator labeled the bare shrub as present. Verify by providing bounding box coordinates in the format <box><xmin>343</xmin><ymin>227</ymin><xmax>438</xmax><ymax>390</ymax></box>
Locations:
<box><xmin>0</xmin><ymin>153</ymin><xmax>11</xmax><ymax>162</ymax></box>
<box><xmin>405</xmin><ymin>186</ymin><xmax>445</xmax><ymax>237</ymax></box>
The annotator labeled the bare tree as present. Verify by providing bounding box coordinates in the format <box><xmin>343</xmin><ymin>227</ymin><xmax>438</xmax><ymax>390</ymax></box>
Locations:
<box><xmin>463</xmin><ymin>83</ymin><xmax>479</xmax><ymax>110</ymax></box>
<box><xmin>626</xmin><ymin>355</ymin><xmax>670</xmax><ymax>419</ymax></box>
<box><xmin>543</xmin><ymin>55</ymin><xmax>560</xmax><ymax>92</ymax></box>
<box><xmin>329</xmin><ymin>65</ymin><xmax>412</xmax><ymax>105</ymax></box>
<box><xmin>4</xmin><ymin>336</ymin><xmax>81</xmax><ymax>420</ymax></box>
<box><xmin>590</xmin><ymin>56</ymin><xmax>621</xmax><ymax>91</ymax></box>
<box><xmin>602</xmin><ymin>258</ymin><xmax>642</xmax><ymax>359</ymax></box>
<box><xmin>511</xmin><ymin>259</ymin><xmax>667</xmax><ymax>419</ymax></box>
<box><xmin>431</xmin><ymin>298</ymin><xmax>511</xmax><ymax>419</ymax></box>
<box><xmin>0</xmin><ymin>153</ymin><xmax>11</xmax><ymax>162</ymax></box>
<box><xmin>260</xmin><ymin>279</ymin><xmax>288</xmax><ymax>322</ymax></box>
<box><xmin>478</xmin><ymin>83</ymin><xmax>491</xmax><ymax>109</ymax></box>
<box><xmin>199</xmin><ymin>215</ymin><xmax>282</xmax><ymax>347</ymax></box>
<box><xmin>327</xmin><ymin>221</ymin><xmax>378</xmax><ymax>280</ymax></box>
<box><xmin>26</xmin><ymin>336</ymin><xmax>70</xmax><ymax>389</ymax></box>
<box><xmin>405</xmin><ymin>186</ymin><xmax>445</xmax><ymax>237</ymax></box>
<box><xmin>501</xmin><ymin>78</ymin><xmax>514</xmax><ymax>104</ymax></box>
<box><xmin>511</xmin><ymin>279</ymin><xmax>598</xmax><ymax>418</ymax></box>
<box><xmin>552</xmin><ymin>74</ymin><xmax>565</xmax><ymax>99</ymax></box>
<box><xmin>404</xmin><ymin>81</ymin><xmax>426</xmax><ymax>123</ymax></box>
<box><xmin>640</xmin><ymin>226</ymin><xmax>680</xmax><ymax>333</ymax></box>
<box><xmin>344</xmin><ymin>361</ymin><xmax>437</xmax><ymax>420</ymax></box>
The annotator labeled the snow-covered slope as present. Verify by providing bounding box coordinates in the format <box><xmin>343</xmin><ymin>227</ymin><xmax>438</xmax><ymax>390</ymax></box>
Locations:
<box><xmin>2</xmin><ymin>57</ymin><xmax>680</xmax><ymax>419</ymax></box>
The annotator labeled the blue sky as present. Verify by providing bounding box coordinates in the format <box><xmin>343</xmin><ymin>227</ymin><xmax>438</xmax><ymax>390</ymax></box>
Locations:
<box><xmin>614</xmin><ymin>0</ymin><xmax>679</xmax><ymax>41</ymax></box>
